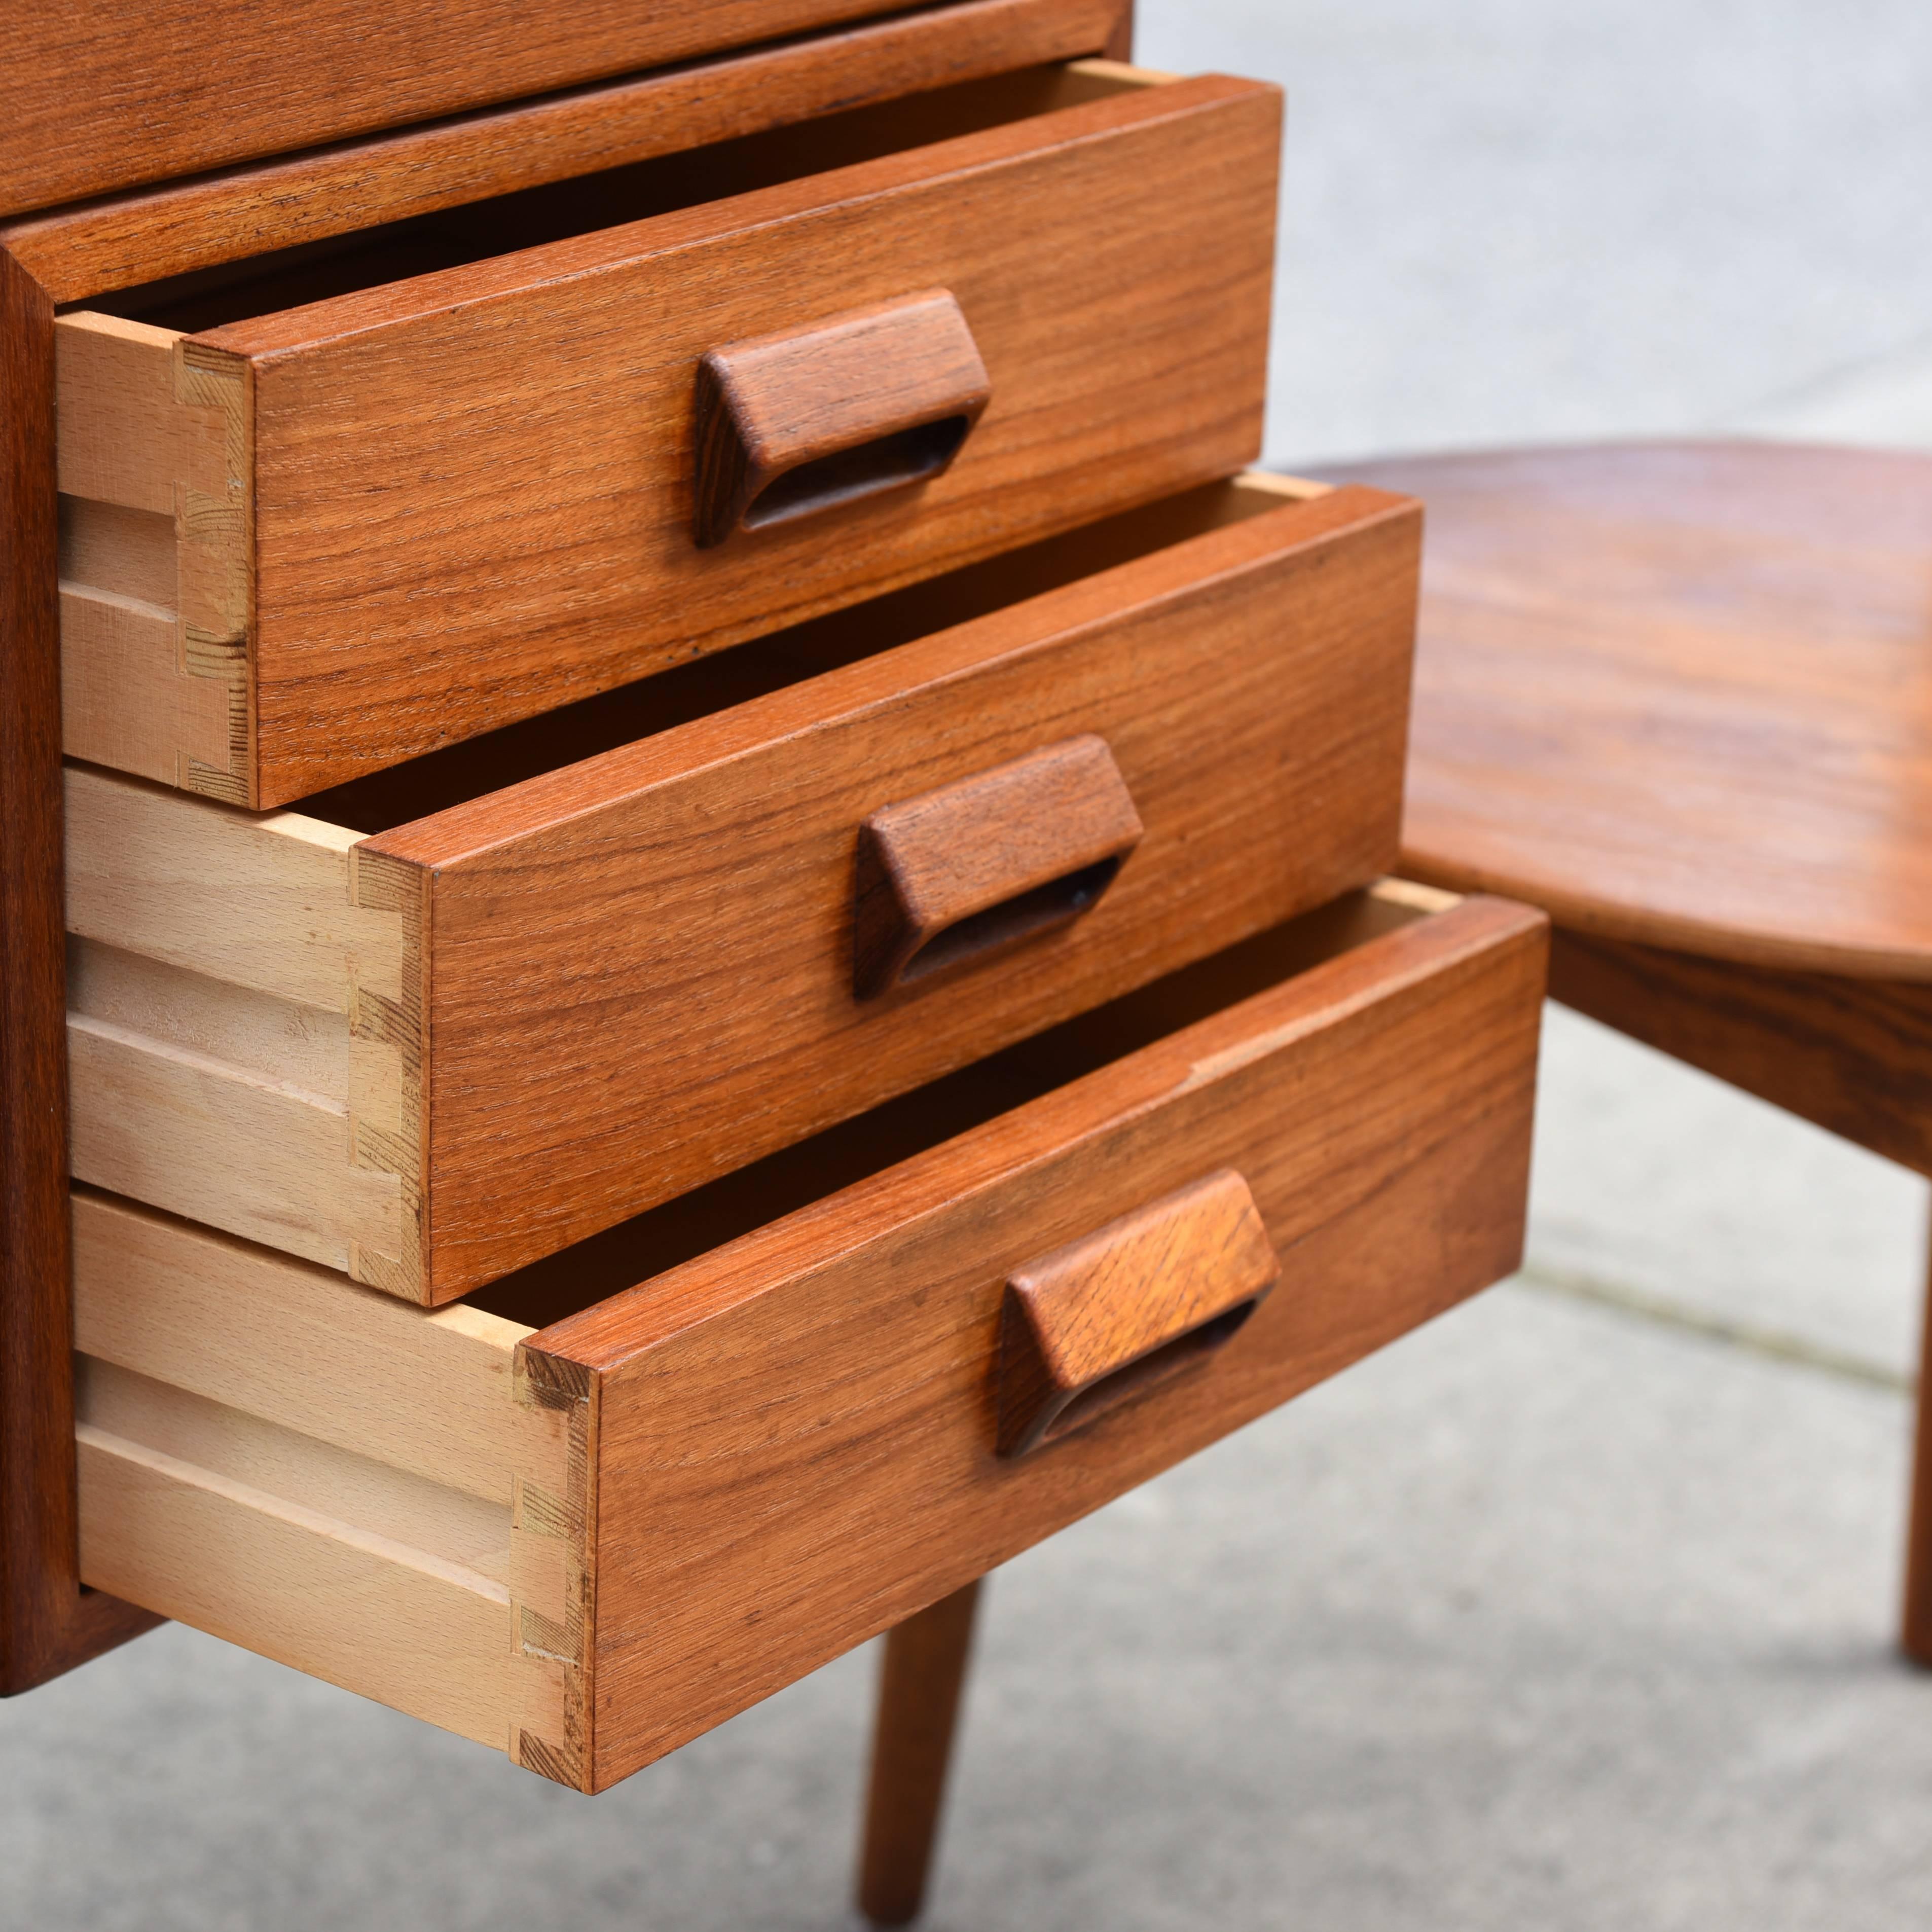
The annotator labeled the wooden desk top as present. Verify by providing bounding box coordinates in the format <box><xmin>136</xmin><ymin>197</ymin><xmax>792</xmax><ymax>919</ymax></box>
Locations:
<box><xmin>1332</xmin><ymin>441</ymin><xmax>1932</xmax><ymax>980</ymax></box>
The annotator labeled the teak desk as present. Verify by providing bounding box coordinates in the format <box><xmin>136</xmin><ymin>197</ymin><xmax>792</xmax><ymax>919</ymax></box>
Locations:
<box><xmin>1</xmin><ymin>4</ymin><xmax>1543</xmax><ymax>1916</ymax></box>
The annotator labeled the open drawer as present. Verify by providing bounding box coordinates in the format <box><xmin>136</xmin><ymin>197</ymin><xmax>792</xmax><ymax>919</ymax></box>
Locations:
<box><xmin>54</xmin><ymin>59</ymin><xmax>1279</xmax><ymax>807</ymax></box>
<box><xmin>66</xmin><ymin>475</ymin><xmax>1422</xmax><ymax>1302</ymax></box>
<box><xmin>4</xmin><ymin>1</ymin><xmax>1125</xmax><ymax>216</ymax></box>
<box><xmin>74</xmin><ymin>882</ymin><xmax>1547</xmax><ymax>1794</ymax></box>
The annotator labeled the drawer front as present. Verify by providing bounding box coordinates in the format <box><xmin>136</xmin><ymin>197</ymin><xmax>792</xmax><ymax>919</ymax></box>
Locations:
<box><xmin>540</xmin><ymin>889</ymin><xmax>1546</xmax><ymax>1789</ymax></box>
<box><xmin>5</xmin><ymin>5</ymin><xmax>1129</xmax><ymax>306</ymax></box>
<box><xmin>3</xmin><ymin>1</ymin><xmax>1042</xmax><ymax>217</ymax></box>
<box><xmin>71</xmin><ymin>890</ymin><xmax>1547</xmax><ymax>1792</ymax></box>
<box><xmin>65</xmin><ymin>480</ymin><xmax>1420</xmax><ymax>1302</ymax></box>
<box><xmin>54</xmin><ymin>67</ymin><xmax>1280</xmax><ymax>807</ymax></box>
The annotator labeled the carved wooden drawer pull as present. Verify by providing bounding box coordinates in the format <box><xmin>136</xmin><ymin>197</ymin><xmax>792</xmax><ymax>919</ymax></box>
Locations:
<box><xmin>693</xmin><ymin>288</ymin><xmax>991</xmax><ymax>546</ymax></box>
<box><xmin>997</xmin><ymin>1168</ymin><xmax>1281</xmax><ymax>1457</ymax></box>
<box><xmin>853</xmin><ymin>733</ymin><xmax>1142</xmax><ymax>999</ymax></box>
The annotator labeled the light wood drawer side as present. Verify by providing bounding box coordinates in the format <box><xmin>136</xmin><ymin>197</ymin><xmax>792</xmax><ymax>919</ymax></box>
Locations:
<box><xmin>57</xmin><ymin>317</ymin><xmax>252</xmax><ymax>802</ymax></box>
<box><xmin>71</xmin><ymin>1189</ymin><xmax>590</xmax><ymax>1781</ymax></box>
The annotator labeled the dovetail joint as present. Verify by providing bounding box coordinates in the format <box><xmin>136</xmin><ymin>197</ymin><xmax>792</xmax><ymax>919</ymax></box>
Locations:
<box><xmin>171</xmin><ymin>342</ymin><xmax>252</xmax><ymax>801</ymax></box>
<box><xmin>345</xmin><ymin>848</ymin><xmax>427</xmax><ymax>1299</ymax></box>
<box><xmin>510</xmin><ymin>1348</ymin><xmax>594</xmax><ymax>1789</ymax></box>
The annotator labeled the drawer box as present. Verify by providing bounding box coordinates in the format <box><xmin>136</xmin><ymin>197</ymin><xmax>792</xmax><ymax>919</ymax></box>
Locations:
<box><xmin>54</xmin><ymin>60</ymin><xmax>1280</xmax><ymax>807</ymax></box>
<box><xmin>5</xmin><ymin>0</ymin><xmax>1082</xmax><ymax>216</ymax></box>
<box><xmin>74</xmin><ymin>883</ymin><xmax>1548</xmax><ymax>1794</ymax></box>
<box><xmin>66</xmin><ymin>475</ymin><xmax>1422</xmax><ymax>1303</ymax></box>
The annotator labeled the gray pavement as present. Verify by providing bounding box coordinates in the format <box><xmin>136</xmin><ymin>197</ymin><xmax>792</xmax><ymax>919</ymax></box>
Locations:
<box><xmin>1528</xmin><ymin>1006</ymin><xmax>1926</xmax><ymax>1390</ymax></box>
<box><xmin>10</xmin><ymin>4</ymin><xmax>1932</xmax><ymax>1926</ymax></box>
<box><xmin>1183</xmin><ymin>0</ymin><xmax>1932</xmax><ymax>469</ymax></box>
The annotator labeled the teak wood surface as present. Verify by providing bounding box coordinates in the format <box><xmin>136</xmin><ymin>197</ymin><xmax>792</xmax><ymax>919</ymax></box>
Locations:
<box><xmin>997</xmin><ymin>1167</ymin><xmax>1279</xmax><ymax>1455</ymax></box>
<box><xmin>66</xmin><ymin>479</ymin><xmax>1420</xmax><ymax>1301</ymax></box>
<box><xmin>1548</xmin><ymin>930</ymin><xmax>1932</xmax><ymax>1182</ymax></box>
<box><xmin>2</xmin><ymin>1</ymin><xmax>1069</xmax><ymax>217</ymax></box>
<box><xmin>692</xmin><ymin>288</ymin><xmax>993</xmax><ymax>546</ymax></box>
<box><xmin>527</xmin><ymin>891</ymin><xmax>1544</xmax><ymax>1790</ymax></box>
<box><xmin>2</xmin><ymin>0</ymin><xmax>1133</xmax><ymax>1700</ymax></box>
<box><xmin>1329</xmin><ymin>440</ymin><xmax>1932</xmax><ymax>1660</ymax></box>
<box><xmin>1330</xmin><ymin>441</ymin><xmax>1932</xmax><ymax>980</ymax></box>
<box><xmin>1</xmin><ymin>251</ymin><xmax>160</xmax><ymax>1693</ymax></box>
<box><xmin>853</xmin><ymin>732</ymin><xmax>1145</xmax><ymax>999</ymax></box>
<box><xmin>1</xmin><ymin>1</ymin><xmax>1127</xmax><ymax>302</ymax></box>
<box><xmin>857</xmin><ymin>1579</ymin><xmax>983</xmax><ymax>1925</ymax></box>
<box><xmin>55</xmin><ymin>65</ymin><xmax>1280</xmax><ymax>805</ymax></box>
<box><xmin>69</xmin><ymin>890</ymin><xmax>1546</xmax><ymax>1791</ymax></box>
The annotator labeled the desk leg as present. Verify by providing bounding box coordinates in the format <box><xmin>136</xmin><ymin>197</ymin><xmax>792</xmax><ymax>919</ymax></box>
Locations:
<box><xmin>856</xmin><ymin>1578</ymin><xmax>983</xmax><ymax>1925</ymax></box>
<box><xmin>1905</xmin><ymin>1240</ymin><xmax>1932</xmax><ymax>1666</ymax></box>
<box><xmin>1541</xmin><ymin>931</ymin><xmax>1932</xmax><ymax>1662</ymax></box>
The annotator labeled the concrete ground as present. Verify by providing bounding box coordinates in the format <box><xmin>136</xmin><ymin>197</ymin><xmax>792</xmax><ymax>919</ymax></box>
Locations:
<box><xmin>9</xmin><ymin>4</ymin><xmax>1932</xmax><ymax>1926</ymax></box>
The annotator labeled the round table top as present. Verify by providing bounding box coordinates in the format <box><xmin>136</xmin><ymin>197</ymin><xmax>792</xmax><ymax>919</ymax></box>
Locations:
<box><xmin>1327</xmin><ymin>441</ymin><xmax>1932</xmax><ymax>979</ymax></box>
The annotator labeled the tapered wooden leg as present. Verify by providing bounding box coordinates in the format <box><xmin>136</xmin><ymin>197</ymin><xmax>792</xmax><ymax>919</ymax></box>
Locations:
<box><xmin>856</xmin><ymin>1579</ymin><xmax>983</xmax><ymax>1925</ymax></box>
<box><xmin>1904</xmin><ymin>1241</ymin><xmax>1932</xmax><ymax>1665</ymax></box>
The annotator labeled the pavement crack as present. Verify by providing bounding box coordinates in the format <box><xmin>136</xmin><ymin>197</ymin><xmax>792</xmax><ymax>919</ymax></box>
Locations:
<box><xmin>1514</xmin><ymin>1260</ymin><xmax>1916</xmax><ymax>1395</ymax></box>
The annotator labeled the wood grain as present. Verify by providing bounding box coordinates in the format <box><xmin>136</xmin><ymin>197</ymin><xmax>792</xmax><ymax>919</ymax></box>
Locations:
<box><xmin>523</xmin><ymin>893</ymin><xmax>1546</xmax><ymax>1789</ymax></box>
<box><xmin>858</xmin><ymin>1579</ymin><xmax>984</xmax><ymax>1926</ymax></box>
<box><xmin>64</xmin><ymin>1005</ymin><xmax>404</xmax><ymax>1277</ymax></box>
<box><xmin>63</xmin><ymin>763</ymin><xmax>427</xmax><ymax>1294</ymax></box>
<box><xmin>1319</xmin><ymin>442</ymin><xmax>1932</xmax><ymax>980</ymax></box>
<box><xmin>1548</xmin><ymin>929</ymin><xmax>1932</xmax><ymax>1179</ymax></box>
<box><xmin>62</xmin><ymin>67</ymin><xmax>1277</xmax><ymax>805</ymax></box>
<box><xmin>59</xmin><ymin>584</ymin><xmax>235</xmax><ymax>784</ymax></box>
<box><xmin>0</xmin><ymin>247</ymin><xmax>160</xmax><ymax>1695</ymax></box>
<box><xmin>80</xmin><ymin>1356</ymin><xmax>514</xmax><ymax>1586</ymax></box>
<box><xmin>1</xmin><ymin>2</ymin><xmax>1127</xmax><ymax>303</ymax></box>
<box><xmin>854</xmin><ymin>733</ymin><xmax>1144</xmax><ymax>999</ymax></box>
<box><xmin>372</xmin><ymin>482</ymin><xmax>1417</xmax><ymax>1296</ymax></box>
<box><xmin>70</xmin><ymin>1189</ymin><xmax>547</xmax><ymax>1508</ymax></box>
<box><xmin>77</xmin><ymin>1423</ymin><xmax>521</xmax><ymax>1749</ymax></box>
<box><xmin>70</xmin><ymin>1185</ymin><xmax>589</xmax><ymax>1779</ymax></box>
<box><xmin>72</xmin><ymin>480</ymin><xmax>1417</xmax><ymax>1299</ymax></box>
<box><xmin>64</xmin><ymin>764</ymin><xmax>403</xmax><ymax>1010</ymax></box>
<box><xmin>0</xmin><ymin>1</ymin><xmax>1033</xmax><ymax>217</ymax></box>
<box><xmin>55</xmin><ymin>314</ymin><xmax>252</xmax><ymax>801</ymax></box>
<box><xmin>694</xmin><ymin>289</ymin><xmax>991</xmax><ymax>546</ymax></box>
<box><xmin>997</xmin><ymin>1167</ymin><xmax>1278</xmax><ymax>1455</ymax></box>
<box><xmin>67</xmin><ymin>939</ymin><xmax>350</xmax><ymax>1102</ymax></box>
<box><xmin>66</xmin><ymin>893</ymin><xmax>1544</xmax><ymax>1782</ymax></box>
<box><xmin>60</xmin><ymin>498</ymin><xmax>173</xmax><ymax>604</ymax></box>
